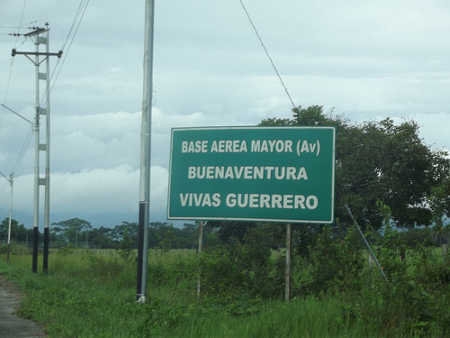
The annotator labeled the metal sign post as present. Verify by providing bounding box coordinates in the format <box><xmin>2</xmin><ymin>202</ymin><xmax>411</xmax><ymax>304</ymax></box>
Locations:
<box><xmin>136</xmin><ymin>0</ymin><xmax>155</xmax><ymax>302</ymax></box>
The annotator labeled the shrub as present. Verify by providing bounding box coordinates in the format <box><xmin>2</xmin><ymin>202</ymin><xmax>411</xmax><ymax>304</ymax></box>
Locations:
<box><xmin>299</xmin><ymin>223</ymin><xmax>365</xmax><ymax>296</ymax></box>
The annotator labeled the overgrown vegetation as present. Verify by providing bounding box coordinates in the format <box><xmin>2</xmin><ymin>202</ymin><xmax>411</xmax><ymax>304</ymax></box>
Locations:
<box><xmin>1</xmin><ymin>218</ymin><xmax>449</xmax><ymax>337</ymax></box>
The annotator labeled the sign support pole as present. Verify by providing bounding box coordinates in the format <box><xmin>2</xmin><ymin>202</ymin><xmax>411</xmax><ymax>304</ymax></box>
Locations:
<box><xmin>285</xmin><ymin>223</ymin><xmax>292</xmax><ymax>301</ymax></box>
<box><xmin>136</xmin><ymin>0</ymin><xmax>155</xmax><ymax>302</ymax></box>
<box><xmin>197</xmin><ymin>221</ymin><xmax>203</xmax><ymax>298</ymax></box>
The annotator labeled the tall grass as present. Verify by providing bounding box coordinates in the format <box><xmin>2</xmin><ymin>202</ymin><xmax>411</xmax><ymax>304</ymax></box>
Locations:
<box><xmin>1</xmin><ymin>245</ymin><xmax>449</xmax><ymax>337</ymax></box>
<box><xmin>165</xmin><ymin>296</ymin><xmax>374</xmax><ymax>338</ymax></box>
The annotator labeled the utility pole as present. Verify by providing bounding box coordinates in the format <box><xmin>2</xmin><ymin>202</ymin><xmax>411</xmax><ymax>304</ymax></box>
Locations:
<box><xmin>0</xmin><ymin>172</ymin><xmax>13</xmax><ymax>264</ymax></box>
<box><xmin>11</xmin><ymin>23</ymin><xmax>63</xmax><ymax>273</ymax></box>
<box><xmin>136</xmin><ymin>0</ymin><xmax>155</xmax><ymax>302</ymax></box>
<box><xmin>1</xmin><ymin>105</ymin><xmax>32</xmax><ymax>263</ymax></box>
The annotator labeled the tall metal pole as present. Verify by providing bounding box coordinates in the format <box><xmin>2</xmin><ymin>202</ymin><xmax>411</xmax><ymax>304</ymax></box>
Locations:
<box><xmin>32</xmin><ymin>34</ymin><xmax>41</xmax><ymax>273</ymax></box>
<box><xmin>136</xmin><ymin>0</ymin><xmax>155</xmax><ymax>302</ymax></box>
<box><xmin>7</xmin><ymin>173</ymin><xmax>13</xmax><ymax>264</ymax></box>
<box><xmin>11</xmin><ymin>25</ymin><xmax>62</xmax><ymax>273</ymax></box>
<box><xmin>43</xmin><ymin>27</ymin><xmax>51</xmax><ymax>273</ymax></box>
<box><xmin>0</xmin><ymin>172</ymin><xmax>13</xmax><ymax>263</ymax></box>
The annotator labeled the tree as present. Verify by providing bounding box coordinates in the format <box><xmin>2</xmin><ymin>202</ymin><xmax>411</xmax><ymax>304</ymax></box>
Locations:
<box><xmin>51</xmin><ymin>218</ymin><xmax>93</xmax><ymax>246</ymax></box>
<box><xmin>89</xmin><ymin>227</ymin><xmax>114</xmax><ymax>248</ymax></box>
<box><xmin>110</xmin><ymin>221</ymin><xmax>138</xmax><ymax>245</ymax></box>
<box><xmin>431</xmin><ymin>175</ymin><xmax>450</xmax><ymax>223</ymax></box>
<box><xmin>293</xmin><ymin>105</ymin><xmax>329</xmax><ymax>125</ymax></box>
<box><xmin>0</xmin><ymin>218</ymin><xmax>28</xmax><ymax>243</ymax></box>
<box><xmin>172</xmin><ymin>223</ymin><xmax>199</xmax><ymax>249</ymax></box>
<box><xmin>336</xmin><ymin>117</ymin><xmax>445</xmax><ymax>228</ymax></box>
<box><xmin>261</xmin><ymin>105</ymin><xmax>450</xmax><ymax>229</ymax></box>
<box><xmin>205</xmin><ymin>221</ymin><xmax>257</xmax><ymax>244</ymax></box>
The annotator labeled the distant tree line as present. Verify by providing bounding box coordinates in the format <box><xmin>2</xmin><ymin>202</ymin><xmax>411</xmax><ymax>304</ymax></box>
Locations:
<box><xmin>1</xmin><ymin>216</ymin><xmax>448</xmax><ymax>253</ymax></box>
<box><xmin>0</xmin><ymin>217</ymin><xmax>200</xmax><ymax>250</ymax></box>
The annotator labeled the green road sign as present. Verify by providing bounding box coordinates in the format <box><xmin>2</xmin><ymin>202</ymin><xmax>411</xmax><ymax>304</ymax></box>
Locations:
<box><xmin>168</xmin><ymin>126</ymin><xmax>336</xmax><ymax>224</ymax></box>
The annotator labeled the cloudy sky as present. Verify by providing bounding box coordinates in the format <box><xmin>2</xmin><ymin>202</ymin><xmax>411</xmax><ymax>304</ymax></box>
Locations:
<box><xmin>1</xmin><ymin>0</ymin><xmax>449</xmax><ymax>228</ymax></box>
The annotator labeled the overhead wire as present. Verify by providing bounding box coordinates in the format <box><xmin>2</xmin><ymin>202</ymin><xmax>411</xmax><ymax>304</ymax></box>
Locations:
<box><xmin>0</xmin><ymin>0</ymin><xmax>31</xmax><ymax>184</ymax></box>
<box><xmin>238</xmin><ymin>0</ymin><xmax>296</xmax><ymax>108</ymax></box>
<box><xmin>0</xmin><ymin>0</ymin><xmax>28</xmax><ymax>132</ymax></box>
<box><xmin>11</xmin><ymin>125</ymin><xmax>33</xmax><ymax>174</ymax></box>
<box><xmin>1</xmin><ymin>0</ymin><xmax>90</xmax><ymax>198</ymax></box>
<box><xmin>45</xmin><ymin>0</ymin><xmax>90</xmax><ymax>103</ymax></box>
<box><xmin>13</xmin><ymin>0</ymin><xmax>90</xmax><ymax>173</ymax></box>
<box><xmin>0</xmin><ymin>180</ymin><xmax>9</xmax><ymax>196</ymax></box>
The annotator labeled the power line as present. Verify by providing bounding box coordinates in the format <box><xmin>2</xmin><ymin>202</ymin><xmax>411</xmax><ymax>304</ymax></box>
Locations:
<box><xmin>0</xmin><ymin>0</ymin><xmax>31</xmax><ymax>184</ymax></box>
<box><xmin>12</xmin><ymin>125</ymin><xmax>33</xmax><ymax>174</ymax></box>
<box><xmin>0</xmin><ymin>0</ymin><xmax>90</xmax><ymax>184</ymax></box>
<box><xmin>238</xmin><ymin>0</ymin><xmax>296</xmax><ymax>108</ymax></box>
<box><xmin>0</xmin><ymin>0</ymin><xmax>28</xmax><ymax>132</ymax></box>
<box><xmin>45</xmin><ymin>0</ymin><xmax>90</xmax><ymax>104</ymax></box>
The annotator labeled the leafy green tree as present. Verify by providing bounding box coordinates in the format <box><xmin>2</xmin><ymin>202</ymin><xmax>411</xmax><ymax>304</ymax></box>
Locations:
<box><xmin>431</xmin><ymin>175</ymin><xmax>450</xmax><ymax>223</ymax></box>
<box><xmin>0</xmin><ymin>218</ymin><xmax>28</xmax><ymax>242</ymax></box>
<box><xmin>110</xmin><ymin>221</ymin><xmax>138</xmax><ymax>245</ymax></box>
<box><xmin>158</xmin><ymin>224</ymin><xmax>174</xmax><ymax>252</ymax></box>
<box><xmin>402</xmin><ymin>227</ymin><xmax>433</xmax><ymax>248</ymax></box>
<box><xmin>429</xmin><ymin>173</ymin><xmax>450</xmax><ymax>247</ymax></box>
<box><xmin>89</xmin><ymin>226</ymin><xmax>114</xmax><ymax>248</ymax></box>
<box><xmin>205</xmin><ymin>221</ymin><xmax>257</xmax><ymax>244</ymax></box>
<box><xmin>354</xmin><ymin>119</ymin><xmax>447</xmax><ymax>227</ymax></box>
<box><xmin>51</xmin><ymin>218</ymin><xmax>93</xmax><ymax>246</ymax></box>
<box><xmin>261</xmin><ymin>105</ymin><xmax>450</xmax><ymax>229</ymax></box>
<box><xmin>117</xmin><ymin>227</ymin><xmax>136</xmax><ymax>263</ymax></box>
<box><xmin>292</xmin><ymin>223</ymin><xmax>323</xmax><ymax>260</ymax></box>
<box><xmin>293</xmin><ymin>105</ymin><xmax>329</xmax><ymax>125</ymax></box>
<box><xmin>171</xmin><ymin>223</ymin><xmax>199</xmax><ymax>249</ymax></box>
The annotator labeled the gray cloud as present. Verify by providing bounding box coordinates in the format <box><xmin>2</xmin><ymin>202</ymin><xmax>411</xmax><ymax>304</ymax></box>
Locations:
<box><xmin>1</xmin><ymin>0</ymin><xmax>449</xmax><ymax>227</ymax></box>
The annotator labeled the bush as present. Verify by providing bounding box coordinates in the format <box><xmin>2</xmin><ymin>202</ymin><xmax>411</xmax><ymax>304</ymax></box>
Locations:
<box><xmin>299</xmin><ymin>224</ymin><xmax>365</xmax><ymax>296</ymax></box>
<box><xmin>199</xmin><ymin>227</ymin><xmax>284</xmax><ymax>300</ymax></box>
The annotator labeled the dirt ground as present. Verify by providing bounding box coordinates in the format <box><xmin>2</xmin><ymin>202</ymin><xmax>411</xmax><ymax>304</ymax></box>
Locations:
<box><xmin>0</xmin><ymin>277</ymin><xmax>46</xmax><ymax>337</ymax></box>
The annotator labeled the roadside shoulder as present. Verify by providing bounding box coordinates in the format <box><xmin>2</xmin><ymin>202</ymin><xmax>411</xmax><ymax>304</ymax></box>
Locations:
<box><xmin>0</xmin><ymin>276</ymin><xmax>46</xmax><ymax>337</ymax></box>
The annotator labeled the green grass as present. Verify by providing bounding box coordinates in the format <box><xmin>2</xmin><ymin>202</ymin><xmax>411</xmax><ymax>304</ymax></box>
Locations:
<box><xmin>1</xmin><ymin>246</ymin><xmax>449</xmax><ymax>337</ymax></box>
<box><xmin>164</xmin><ymin>297</ymin><xmax>374</xmax><ymax>338</ymax></box>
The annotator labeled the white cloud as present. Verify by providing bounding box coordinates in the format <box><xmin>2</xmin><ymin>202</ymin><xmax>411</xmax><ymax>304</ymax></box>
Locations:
<box><xmin>51</xmin><ymin>166</ymin><xmax>138</xmax><ymax>213</ymax></box>
<box><xmin>1</xmin><ymin>164</ymin><xmax>168</xmax><ymax>225</ymax></box>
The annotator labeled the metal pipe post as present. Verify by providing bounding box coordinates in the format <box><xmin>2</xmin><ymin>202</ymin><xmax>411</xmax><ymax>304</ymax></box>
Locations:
<box><xmin>197</xmin><ymin>221</ymin><xmax>203</xmax><ymax>297</ymax></box>
<box><xmin>136</xmin><ymin>0</ymin><xmax>155</xmax><ymax>302</ymax></box>
<box><xmin>285</xmin><ymin>223</ymin><xmax>292</xmax><ymax>301</ymax></box>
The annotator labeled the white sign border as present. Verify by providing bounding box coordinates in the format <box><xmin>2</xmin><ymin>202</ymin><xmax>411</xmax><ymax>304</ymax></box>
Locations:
<box><xmin>167</xmin><ymin>126</ymin><xmax>336</xmax><ymax>224</ymax></box>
